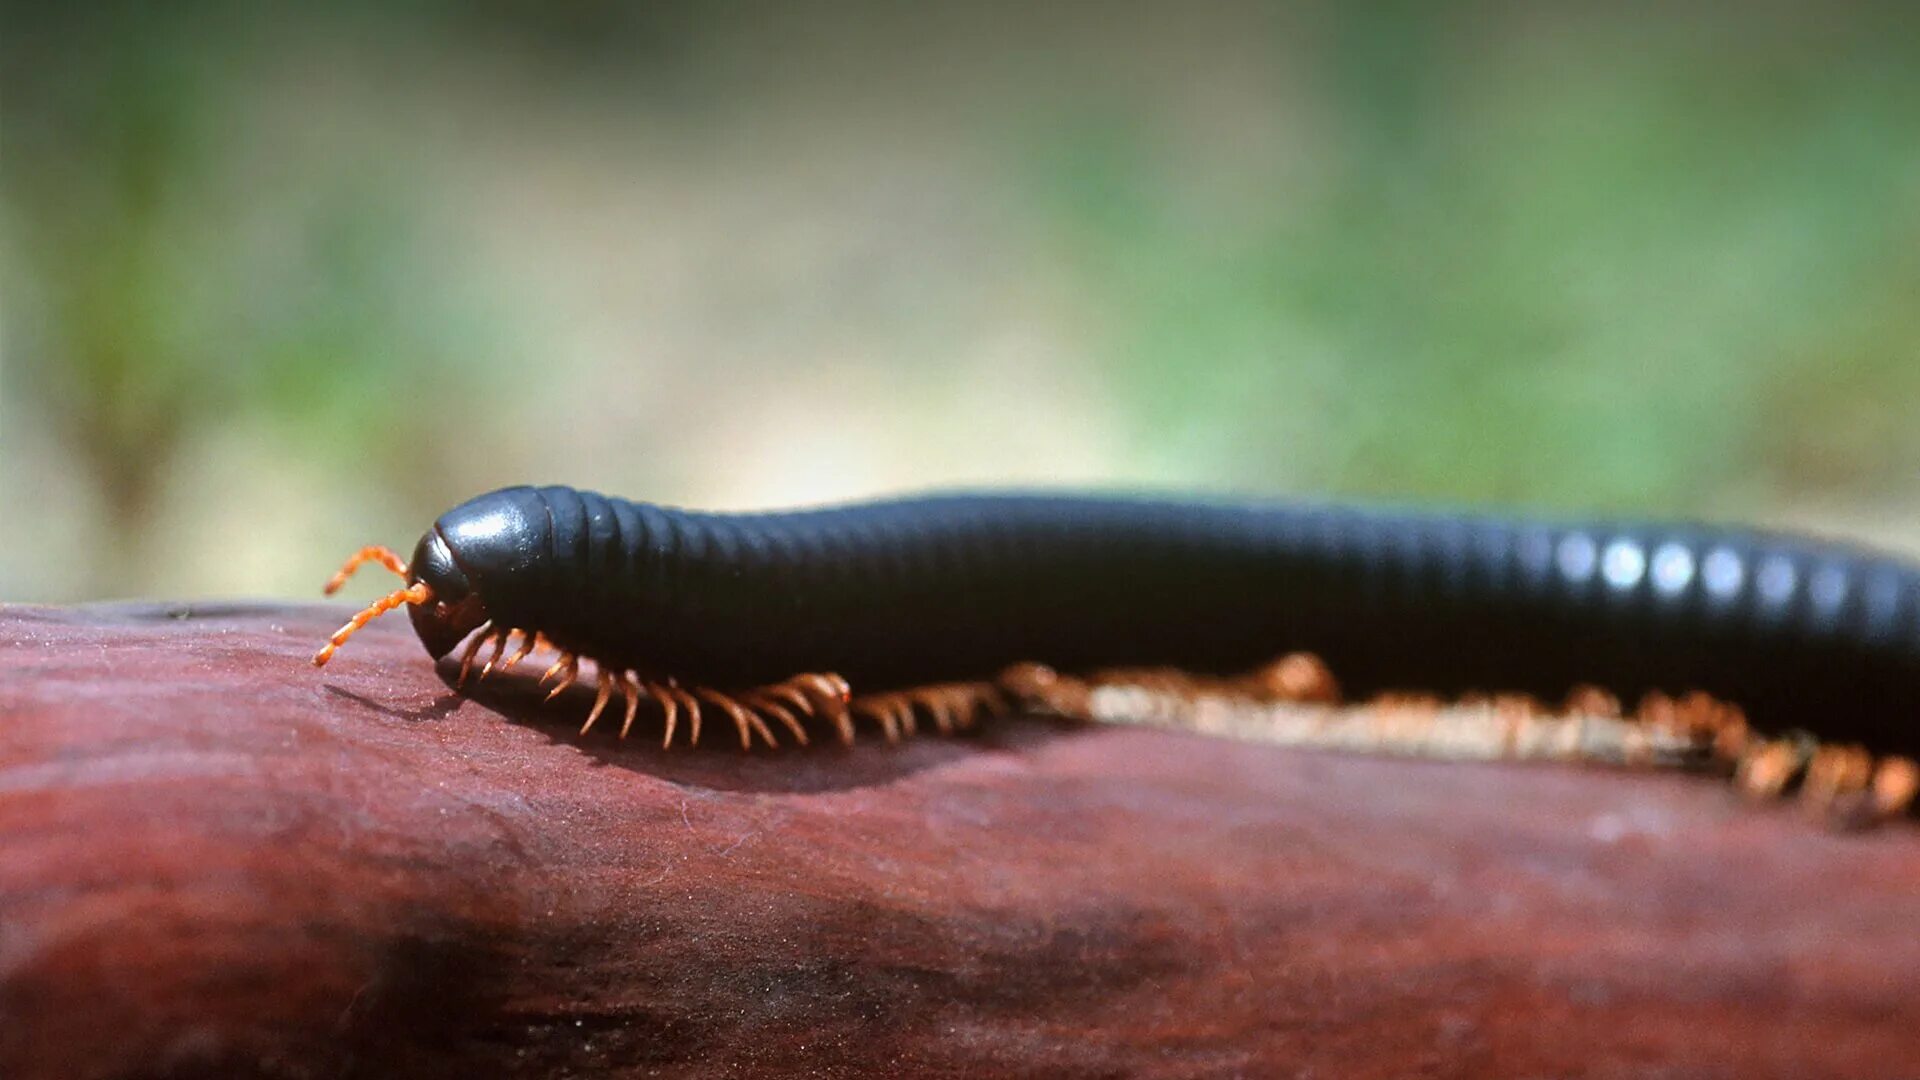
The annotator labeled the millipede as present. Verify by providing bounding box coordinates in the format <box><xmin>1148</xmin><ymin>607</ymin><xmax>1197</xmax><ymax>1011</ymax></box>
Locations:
<box><xmin>313</xmin><ymin>485</ymin><xmax>1920</xmax><ymax>818</ymax></box>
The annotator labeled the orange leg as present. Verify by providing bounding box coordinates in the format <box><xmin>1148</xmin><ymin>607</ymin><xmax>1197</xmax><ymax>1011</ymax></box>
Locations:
<box><xmin>1243</xmin><ymin>652</ymin><xmax>1342</xmax><ymax>704</ymax></box>
<box><xmin>747</xmin><ymin>696</ymin><xmax>810</xmax><ymax>746</ymax></box>
<box><xmin>995</xmin><ymin>663</ymin><xmax>1093</xmax><ymax>720</ymax></box>
<box><xmin>923</xmin><ymin>689</ymin><xmax>959</xmax><ymax>734</ymax></box>
<box><xmin>793</xmin><ymin>674</ymin><xmax>854</xmax><ymax>745</ymax></box>
<box><xmin>850</xmin><ymin>695</ymin><xmax>902</xmax><ymax>743</ymax></box>
<box><xmin>697</xmin><ymin>688</ymin><xmax>775</xmax><ymax>750</ymax></box>
<box><xmin>649</xmin><ymin>681</ymin><xmax>680</xmax><ymax>748</ymax></box>
<box><xmin>457</xmin><ymin>623</ymin><xmax>500</xmax><ymax>686</ymax></box>
<box><xmin>757</xmin><ymin>684</ymin><xmax>814</xmax><ymax>719</ymax></box>
<box><xmin>721</xmin><ymin>672</ymin><xmax>851</xmax><ymax>745</ymax></box>
<box><xmin>666</xmin><ymin>685</ymin><xmax>703</xmax><ymax>747</ymax></box>
<box><xmin>745</xmin><ymin>706</ymin><xmax>780</xmax><ymax>748</ymax></box>
<box><xmin>580</xmin><ymin>666</ymin><xmax>616</xmax><ymax>735</ymax></box>
<box><xmin>1739</xmin><ymin>736</ymin><xmax>1811</xmax><ymax>801</ymax></box>
<box><xmin>1874</xmin><ymin>758</ymin><xmax>1919</xmax><ymax>817</ymax></box>
<box><xmin>446</xmin><ymin>648</ymin><xmax>1015</xmax><ymax>753</ymax></box>
<box><xmin>1563</xmin><ymin>683</ymin><xmax>1622</xmax><ymax>719</ymax></box>
<box><xmin>931</xmin><ymin>683</ymin><xmax>999</xmax><ymax>731</ymax></box>
<box><xmin>541</xmin><ymin>653</ymin><xmax>580</xmax><ymax>701</ymax></box>
<box><xmin>471</xmin><ymin>628</ymin><xmax>546</xmax><ymax>680</ymax></box>
<box><xmin>698</xmin><ymin>687</ymin><xmax>748</xmax><ymax>749</ymax></box>
<box><xmin>848</xmin><ymin>680</ymin><xmax>1007</xmax><ymax>743</ymax></box>
<box><xmin>1802</xmin><ymin>744</ymin><xmax>1875</xmax><ymax>808</ymax></box>
<box><xmin>479</xmin><ymin>630</ymin><xmax>514</xmax><ymax>679</ymax></box>
<box><xmin>616</xmin><ymin>672</ymin><xmax>645</xmax><ymax>739</ymax></box>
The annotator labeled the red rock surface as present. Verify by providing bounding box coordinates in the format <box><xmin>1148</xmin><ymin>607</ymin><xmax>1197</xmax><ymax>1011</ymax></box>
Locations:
<box><xmin>1</xmin><ymin>602</ymin><xmax>1917</xmax><ymax>1079</ymax></box>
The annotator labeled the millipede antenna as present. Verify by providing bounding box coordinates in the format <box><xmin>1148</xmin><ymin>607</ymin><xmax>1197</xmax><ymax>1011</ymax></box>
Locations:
<box><xmin>323</xmin><ymin>545</ymin><xmax>410</xmax><ymax>595</ymax></box>
<box><xmin>312</xmin><ymin>581</ymin><xmax>432</xmax><ymax>666</ymax></box>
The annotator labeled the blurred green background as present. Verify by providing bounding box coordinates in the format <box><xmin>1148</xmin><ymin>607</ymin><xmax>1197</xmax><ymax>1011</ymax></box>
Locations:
<box><xmin>5</xmin><ymin>1</ymin><xmax>1919</xmax><ymax>602</ymax></box>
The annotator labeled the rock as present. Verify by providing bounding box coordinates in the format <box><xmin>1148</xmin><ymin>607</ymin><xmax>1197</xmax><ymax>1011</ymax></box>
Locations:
<box><xmin>2</xmin><ymin>602</ymin><xmax>1916</xmax><ymax>1078</ymax></box>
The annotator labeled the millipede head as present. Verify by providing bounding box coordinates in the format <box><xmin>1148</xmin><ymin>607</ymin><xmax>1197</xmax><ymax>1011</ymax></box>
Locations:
<box><xmin>312</xmin><ymin>528</ymin><xmax>492</xmax><ymax>667</ymax></box>
<box><xmin>402</xmin><ymin>528</ymin><xmax>493</xmax><ymax>659</ymax></box>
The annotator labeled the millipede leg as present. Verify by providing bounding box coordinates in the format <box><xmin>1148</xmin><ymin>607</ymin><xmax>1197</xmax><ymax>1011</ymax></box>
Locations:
<box><xmin>699</xmin><ymin>689</ymin><xmax>774</xmax><ymax>750</ymax></box>
<box><xmin>824</xmin><ymin>712</ymin><xmax>855</xmax><ymax>744</ymax></box>
<box><xmin>494</xmin><ymin>633</ymin><xmax>538</xmax><ymax>677</ymax></box>
<box><xmin>456</xmin><ymin>622</ymin><xmax>498</xmax><ymax>686</ymax></box>
<box><xmin>969</xmin><ymin>683</ymin><xmax>1011</xmax><ymax>727</ymax></box>
<box><xmin>995</xmin><ymin>662</ymin><xmax>1094</xmax><ymax>721</ymax></box>
<box><xmin>763</xmin><ymin>684</ymin><xmax>814</xmax><ymax>717</ymax></box>
<box><xmin>1737</xmin><ymin>736</ymin><xmax>1813</xmax><ymax>800</ymax></box>
<box><xmin>479</xmin><ymin>630</ymin><xmax>514</xmax><ymax>679</ymax></box>
<box><xmin>512</xmin><ymin>666</ymin><xmax>890</xmax><ymax>751</ymax></box>
<box><xmin>666</xmin><ymin>686</ymin><xmax>703</xmax><ymax>747</ymax></box>
<box><xmin>706</xmin><ymin>687</ymin><xmax>754</xmax><ymax>748</ymax></box>
<box><xmin>851</xmin><ymin>695</ymin><xmax>903</xmax><ymax>743</ymax></box>
<box><xmin>941</xmin><ymin>688</ymin><xmax>976</xmax><ymax>731</ymax></box>
<box><xmin>580</xmin><ymin>666</ymin><xmax>616</xmax><ymax>735</ymax></box>
<box><xmin>542</xmin><ymin>653</ymin><xmax>580</xmax><ymax>701</ymax></box>
<box><xmin>925</xmin><ymin>693</ymin><xmax>957</xmax><ymax>734</ymax></box>
<box><xmin>752</xmin><ymin>697</ymin><xmax>810</xmax><ymax>746</ymax></box>
<box><xmin>920</xmin><ymin>682</ymin><xmax>1004</xmax><ymax>733</ymax></box>
<box><xmin>1244</xmin><ymin>652</ymin><xmax>1342</xmax><ymax>704</ymax></box>
<box><xmin>729</xmin><ymin>672</ymin><xmax>852</xmax><ymax>746</ymax></box>
<box><xmin>648</xmin><ymin>681</ymin><xmax>680</xmax><ymax>748</ymax></box>
<box><xmin>808</xmin><ymin>675</ymin><xmax>856</xmax><ymax>745</ymax></box>
<box><xmin>743</xmin><ymin>707</ymin><xmax>778</xmax><ymax>749</ymax></box>
<box><xmin>610</xmin><ymin>668</ymin><xmax>641</xmax><ymax>734</ymax></box>
<box><xmin>1874</xmin><ymin>758</ymin><xmax>1919</xmax><ymax>817</ymax></box>
<box><xmin>616</xmin><ymin>671</ymin><xmax>644</xmax><ymax>739</ymax></box>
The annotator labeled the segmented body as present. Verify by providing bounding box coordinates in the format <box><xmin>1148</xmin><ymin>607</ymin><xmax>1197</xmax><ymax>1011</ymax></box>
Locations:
<box><xmin>319</xmin><ymin>485</ymin><xmax>1920</xmax><ymax>762</ymax></box>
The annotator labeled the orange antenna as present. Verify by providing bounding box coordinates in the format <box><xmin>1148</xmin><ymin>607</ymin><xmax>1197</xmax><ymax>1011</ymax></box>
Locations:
<box><xmin>323</xmin><ymin>545</ymin><xmax>410</xmax><ymax>595</ymax></box>
<box><xmin>313</xmin><ymin>581</ymin><xmax>432</xmax><ymax>666</ymax></box>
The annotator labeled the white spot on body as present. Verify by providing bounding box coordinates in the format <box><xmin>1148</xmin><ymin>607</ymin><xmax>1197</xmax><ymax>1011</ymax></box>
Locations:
<box><xmin>1757</xmin><ymin>554</ymin><xmax>1798</xmax><ymax>609</ymax></box>
<box><xmin>1650</xmin><ymin>542</ymin><xmax>1695</xmax><ymax>597</ymax></box>
<box><xmin>1556</xmin><ymin>533</ymin><xmax>1598</xmax><ymax>584</ymax></box>
<box><xmin>1601</xmin><ymin>539</ymin><xmax>1646</xmax><ymax>591</ymax></box>
<box><xmin>1701</xmin><ymin>547</ymin><xmax>1745</xmax><ymax>601</ymax></box>
<box><xmin>1807</xmin><ymin>563</ymin><xmax>1849</xmax><ymax>628</ymax></box>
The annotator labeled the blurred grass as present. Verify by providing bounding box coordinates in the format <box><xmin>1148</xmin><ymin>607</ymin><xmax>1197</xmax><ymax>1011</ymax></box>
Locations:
<box><xmin>3</xmin><ymin>2</ymin><xmax>1919</xmax><ymax>601</ymax></box>
<box><xmin>1031</xmin><ymin>3</ymin><xmax>1920</xmax><ymax>508</ymax></box>
<box><xmin>3</xmin><ymin>3</ymin><xmax>512</xmax><ymax>596</ymax></box>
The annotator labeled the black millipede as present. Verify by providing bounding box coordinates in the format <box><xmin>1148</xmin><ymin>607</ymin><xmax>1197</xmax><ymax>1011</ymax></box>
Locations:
<box><xmin>312</xmin><ymin>485</ymin><xmax>1920</xmax><ymax>770</ymax></box>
